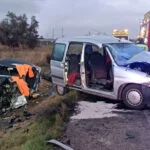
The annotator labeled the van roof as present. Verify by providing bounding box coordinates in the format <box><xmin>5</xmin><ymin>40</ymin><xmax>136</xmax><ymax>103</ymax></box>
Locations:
<box><xmin>56</xmin><ymin>35</ymin><xmax>131</xmax><ymax>44</ymax></box>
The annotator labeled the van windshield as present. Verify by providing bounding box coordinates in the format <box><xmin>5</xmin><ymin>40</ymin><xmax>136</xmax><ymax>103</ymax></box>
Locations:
<box><xmin>107</xmin><ymin>43</ymin><xmax>144</xmax><ymax>65</ymax></box>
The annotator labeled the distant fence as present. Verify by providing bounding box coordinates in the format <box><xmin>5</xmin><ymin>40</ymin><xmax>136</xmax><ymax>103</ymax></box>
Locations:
<box><xmin>38</xmin><ymin>38</ymin><xmax>55</xmax><ymax>47</ymax></box>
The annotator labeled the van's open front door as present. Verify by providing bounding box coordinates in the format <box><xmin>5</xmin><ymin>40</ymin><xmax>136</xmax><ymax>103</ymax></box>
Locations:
<box><xmin>50</xmin><ymin>43</ymin><xmax>68</xmax><ymax>86</ymax></box>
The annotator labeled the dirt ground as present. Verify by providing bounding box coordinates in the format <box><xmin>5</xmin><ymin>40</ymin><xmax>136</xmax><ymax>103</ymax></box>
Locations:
<box><xmin>61</xmin><ymin>96</ymin><xmax>150</xmax><ymax>150</ymax></box>
<box><xmin>1</xmin><ymin>77</ymin><xmax>150</xmax><ymax>150</ymax></box>
<box><xmin>0</xmin><ymin>78</ymin><xmax>52</xmax><ymax>133</ymax></box>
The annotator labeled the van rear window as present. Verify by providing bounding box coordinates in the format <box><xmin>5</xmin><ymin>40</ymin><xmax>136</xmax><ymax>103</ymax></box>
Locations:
<box><xmin>51</xmin><ymin>43</ymin><xmax>66</xmax><ymax>61</ymax></box>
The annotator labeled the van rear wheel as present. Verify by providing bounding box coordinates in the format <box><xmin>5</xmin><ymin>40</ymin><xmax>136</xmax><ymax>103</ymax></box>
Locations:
<box><xmin>122</xmin><ymin>84</ymin><xmax>145</xmax><ymax>110</ymax></box>
<box><xmin>56</xmin><ymin>85</ymin><xmax>67</xmax><ymax>96</ymax></box>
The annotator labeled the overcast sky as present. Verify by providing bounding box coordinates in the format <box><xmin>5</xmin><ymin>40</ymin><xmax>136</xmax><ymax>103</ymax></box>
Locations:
<box><xmin>0</xmin><ymin>0</ymin><xmax>149</xmax><ymax>38</ymax></box>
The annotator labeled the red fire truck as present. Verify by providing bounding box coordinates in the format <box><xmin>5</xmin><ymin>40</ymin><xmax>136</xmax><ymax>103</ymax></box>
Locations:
<box><xmin>139</xmin><ymin>11</ymin><xmax>150</xmax><ymax>48</ymax></box>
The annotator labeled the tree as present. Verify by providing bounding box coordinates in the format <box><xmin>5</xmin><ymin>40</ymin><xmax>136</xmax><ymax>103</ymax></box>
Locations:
<box><xmin>0</xmin><ymin>19</ymin><xmax>10</xmax><ymax>45</ymax></box>
<box><xmin>26</xmin><ymin>16</ymin><xmax>39</xmax><ymax>48</ymax></box>
<box><xmin>0</xmin><ymin>12</ymin><xmax>39</xmax><ymax>49</ymax></box>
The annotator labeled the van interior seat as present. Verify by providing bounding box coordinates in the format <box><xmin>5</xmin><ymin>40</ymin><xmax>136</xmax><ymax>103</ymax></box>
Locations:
<box><xmin>68</xmin><ymin>54</ymin><xmax>80</xmax><ymax>76</ymax></box>
<box><xmin>88</xmin><ymin>52</ymin><xmax>107</xmax><ymax>83</ymax></box>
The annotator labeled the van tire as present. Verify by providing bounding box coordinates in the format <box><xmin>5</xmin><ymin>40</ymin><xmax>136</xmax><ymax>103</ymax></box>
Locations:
<box><xmin>56</xmin><ymin>85</ymin><xmax>67</xmax><ymax>96</ymax></box>
<box><xmin>121</xmin><ymin>84</ymin><xmax>145</xmax><ymax>110</ymax></box>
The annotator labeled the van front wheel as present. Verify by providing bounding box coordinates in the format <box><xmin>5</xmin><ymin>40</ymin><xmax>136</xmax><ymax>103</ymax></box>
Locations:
<box><xmin>122</xmin><ymin>84</ymin><xmax>145</xmax><ymax>109</ymax></box>
<box><xmin>56</xmin><ymin>85</ymin><xmax>67</xmax><ymax>96</ymax></box>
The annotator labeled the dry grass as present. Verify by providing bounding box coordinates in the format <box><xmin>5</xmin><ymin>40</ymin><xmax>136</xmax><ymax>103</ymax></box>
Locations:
<box><xmin>0</xmin><ymin>46</ymin><xmax>53</xmax><ymax>66</ymax></box>
<box><xmin>0</xmin><ymin>44</ymin><xmax>78</xmax><ymax>150</ymax></box>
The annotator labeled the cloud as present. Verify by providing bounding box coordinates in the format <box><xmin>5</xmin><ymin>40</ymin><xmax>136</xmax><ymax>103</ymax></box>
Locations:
<box><xmin>38</xmin><ymin>0</ymin><xmax>150</xmax><ymax>38</ymax></box>
<box><xmin>0</xmin><ymin>0</ymin><xmax>149</xmax><ymax>38</ymax></box>
<box><xmin>0</xmin><ymin>0</ymin><xmax>43</xmax><ymax>18</ymax></box>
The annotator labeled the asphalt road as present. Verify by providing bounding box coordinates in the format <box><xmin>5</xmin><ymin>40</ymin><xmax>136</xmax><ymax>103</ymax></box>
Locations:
<box><xmin>62</xmin><ymin>97</ymin><xmax>150</xmax><ymax>150</ymax></box>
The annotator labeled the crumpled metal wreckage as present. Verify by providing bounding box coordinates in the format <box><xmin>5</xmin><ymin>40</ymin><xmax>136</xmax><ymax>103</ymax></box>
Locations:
<box><xmin>0</xmin><ymin>58</ymin><xmax>41</xmax><ymax>113</ymax></box>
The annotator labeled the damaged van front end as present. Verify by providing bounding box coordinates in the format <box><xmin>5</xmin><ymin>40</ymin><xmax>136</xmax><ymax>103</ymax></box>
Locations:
<box><xmin>109</xmin><ymin>44</ymin><xmax>150</xmax><ymax>109</ymax></box>
<box><xmin>126</xmin><ymin>61</ymin><xmax>150</xmax><ymax>107</ymax></box>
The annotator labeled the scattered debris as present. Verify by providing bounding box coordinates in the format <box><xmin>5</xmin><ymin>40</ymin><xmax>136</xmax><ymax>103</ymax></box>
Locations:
<box><xmin>4</xmin><ymin>115</ymin><xmax>23</xmax><ymax>132</ymax></box>
<box><xmin>41</xmin><ymin>72</ymin><xmax>51</xmax><ymax>82</ymax></box>
<box><xmin>31</xmin><ymin>92</ymin><xmax>49</xmax><ymax>99</ymax></box>
<box><xmin>23</xmin><ymin>111</ymin><xmax>32</xmax><ymax>117</ymax></box>
<box><xmin>2</xmin><ymin>111</ymin><xmax>33</xmax><ymax>133</ymax></box>
<box><xmin>11</xmin><ymin>95</ymin><xmax>27</xmax><ymax>109</ymax></box>
<box><xmin>47</xmin><ymin>139</ymin><xmax>74</xmax><ymax>150</ymax></box>
<box><xmin>126</xmin><ymin>132</ymin><xmax>136</xmax><ymax>140</ymax></box>
<box><xmin>31</xmin><ymin>86</ymin><xmax>56</xmax><ymax>99</ymax></box>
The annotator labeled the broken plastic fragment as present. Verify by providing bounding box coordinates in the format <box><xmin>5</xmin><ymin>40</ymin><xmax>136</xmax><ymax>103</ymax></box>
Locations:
<box><xmin>11</xmin><ymin>95</ymin><xmax>27</xmax><ymax>109</ymax></box>
<box><xmin>32</xmin><ymin>93</ymin><xmax>41</xmax><ymax>99</ymax></box>
<box><xmin>47</xmin><ymin>139</ymin><xmax>74</xmax><ymax>150</ymax></box>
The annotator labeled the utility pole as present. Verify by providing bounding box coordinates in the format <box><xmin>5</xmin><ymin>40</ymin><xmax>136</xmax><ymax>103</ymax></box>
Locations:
<box><xmin>52</xmin><ymin>27</ymin><xmax>54</xmax><ymax>39</ymax></box>
<box><xmin>61</xmin><ymin>27</ymin><xmax>64</xmax><ymax>37</ymax></box>
<box><xmin>88</xmin><ymin>31</ymin><xmax>91</xmax><ymax>36</ymax></box>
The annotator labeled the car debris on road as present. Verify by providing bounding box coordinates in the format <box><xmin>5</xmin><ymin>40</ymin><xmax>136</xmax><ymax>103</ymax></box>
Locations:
<box><xmin>41</xmin><ymin>71</ymin><xmax>51</xmax><ymax>82</ymax></box>
<box><xmin>47</xmin><ymin>139</ymin><xmax>74</xmax><ymax>150</ymax></box>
